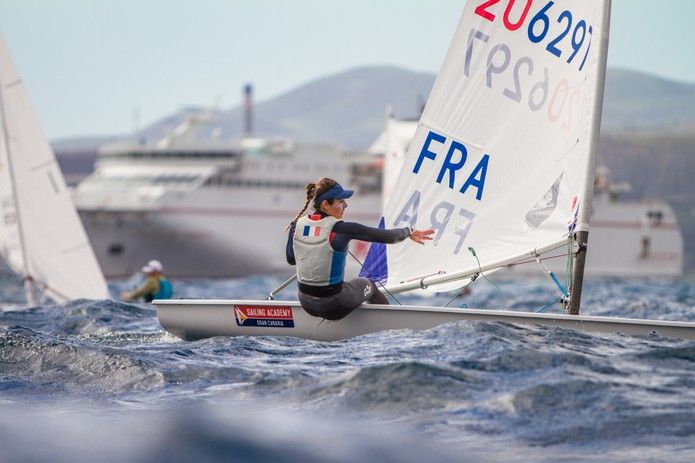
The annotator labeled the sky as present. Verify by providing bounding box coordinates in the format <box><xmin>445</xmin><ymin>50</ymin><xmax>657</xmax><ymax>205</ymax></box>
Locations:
<box><xmin>0</xmin><ymin>0</ymin><xmax>694</xmax><ymax>140</ymax></box>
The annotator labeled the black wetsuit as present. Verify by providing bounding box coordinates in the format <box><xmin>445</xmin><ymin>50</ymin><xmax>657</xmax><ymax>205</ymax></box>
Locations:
<box><xmin>286</xmin><ymin>212</ymin><xmax>410</xmax><ymax>320</ymax></box>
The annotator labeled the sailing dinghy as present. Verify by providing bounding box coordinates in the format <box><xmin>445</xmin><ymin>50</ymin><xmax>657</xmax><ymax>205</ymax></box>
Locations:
<box><xmin>0</xmin><ymin>36</ymin><xmax>109</xmax><ymax>304</ymax></box>
<box><xmin>154</xmin><ymin>0</ymin><xmax>695</xmax><ymax>341</ymax></box>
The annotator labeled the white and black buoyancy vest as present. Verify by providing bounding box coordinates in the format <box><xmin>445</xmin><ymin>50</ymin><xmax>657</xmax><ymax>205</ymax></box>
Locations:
<box><xmin>292</xmin><ymin>215</ymin><xmax>346</xmax><ymax>286</ymax></box>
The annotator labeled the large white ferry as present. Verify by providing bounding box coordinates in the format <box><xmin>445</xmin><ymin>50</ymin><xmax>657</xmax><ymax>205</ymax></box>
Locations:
<box><xmin>73</xmin><ymin>136</ymin><xmax>381</xmax><ymax>278</ymax></box>
<box><xmin>73</xmin><ymin>112</ymin><xmax>683</xmax><ymax>280</ymax></box>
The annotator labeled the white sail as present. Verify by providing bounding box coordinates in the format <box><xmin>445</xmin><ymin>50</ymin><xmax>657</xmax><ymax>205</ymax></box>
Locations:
<box><xmin>0</xmin><ymin>123</ymin><xmax>22</xmax><ymax>273</ymax></box>
<box><xmin>363</xmin><ymin>0</ymin><xmax>610</xmax><ymax>292</ymax></box>
<box><xmin>0</xmin><ymin>36</ymin><xmax>109</xmax><ymax>302</ymax></box>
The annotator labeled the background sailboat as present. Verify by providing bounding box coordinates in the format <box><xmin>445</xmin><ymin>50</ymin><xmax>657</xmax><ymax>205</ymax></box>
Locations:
<box><xmin>154</xmin><ymin>0</ymin><xmax>695</xmax><ymax>341</ymax></box>
<box><xmin>0</xmin><ymin>36</ymin><xmax>108</xmax><ymax>304</ymax></box>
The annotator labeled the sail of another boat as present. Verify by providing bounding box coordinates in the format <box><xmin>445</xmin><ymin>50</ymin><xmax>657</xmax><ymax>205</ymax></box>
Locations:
<box><xmin>0</xmin><ymin>36</ymin><xmax>108</xmax><ymax>303</ymax></box>
<box><xmin>363</xmin><ymin>0</ymin><xmax>610</xmax><ymax>303</ymax></box>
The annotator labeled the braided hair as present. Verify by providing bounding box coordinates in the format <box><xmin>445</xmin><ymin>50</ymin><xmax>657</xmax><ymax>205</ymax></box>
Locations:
<box><xmin>285</xmin><ymin>177</ymin><xmax>338</xmax><ymax>231</ymax></box>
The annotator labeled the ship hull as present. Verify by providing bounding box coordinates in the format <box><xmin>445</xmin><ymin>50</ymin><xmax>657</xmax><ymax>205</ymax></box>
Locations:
<box><xmin>80</xmin><ymin>194</ymin><xmax>683</xmax><ymax>279</ymax></box>
<box><xmin>79</xmin><ymin>186</ymin><xmax>381</xmax><ymax>278</ymax></box>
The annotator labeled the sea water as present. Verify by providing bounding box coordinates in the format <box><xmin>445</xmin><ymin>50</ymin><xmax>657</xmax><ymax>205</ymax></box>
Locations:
<box><xmin>1</xmin><ymin>273</ymin><xmax>694</xmax><ymax>463</ymax></box>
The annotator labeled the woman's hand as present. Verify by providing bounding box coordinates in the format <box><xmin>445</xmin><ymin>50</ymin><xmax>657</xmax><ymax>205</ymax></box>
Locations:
<box><xmin>409</xmin><ymin>228</ymin><xmax>435</xmax><ymax>244</ymax></box>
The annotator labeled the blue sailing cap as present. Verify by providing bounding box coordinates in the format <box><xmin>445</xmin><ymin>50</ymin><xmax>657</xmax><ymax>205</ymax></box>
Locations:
<box><xmin>316</xmin><ymin>183</ymin><xmax>354</xmax><ymax>204</ymax></box>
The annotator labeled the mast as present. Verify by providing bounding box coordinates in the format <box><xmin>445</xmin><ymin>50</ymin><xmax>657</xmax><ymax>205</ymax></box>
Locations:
<box><xmin>568</xmin><ymin>0</ymin><xmax>612</xmax><ymax>315</ymax></box>
<box><xmin>0</xmin><ymin>65</ymin><xmax>35</xmax><ymax>304</ymax></box>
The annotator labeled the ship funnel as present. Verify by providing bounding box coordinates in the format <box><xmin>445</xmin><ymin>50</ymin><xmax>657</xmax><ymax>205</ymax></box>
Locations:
<box><xmin>243</xmin><ymin>83</ymin><xmax>253</xmax><ymax>137</ymax></box>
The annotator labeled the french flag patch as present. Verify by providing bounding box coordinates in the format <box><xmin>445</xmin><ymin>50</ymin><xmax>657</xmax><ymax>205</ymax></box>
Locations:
<box><xmin>303</xmin><ymin>225</ymin><xmax>321</xmax><ymax>237</ymax></box>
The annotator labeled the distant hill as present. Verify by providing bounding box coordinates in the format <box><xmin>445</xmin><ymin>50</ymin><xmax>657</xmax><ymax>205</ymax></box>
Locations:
<box><xmin>130</xmin><ymin>66</ymin><xmax>435</xmax><ymax>150</ymax></box>
<box><xmin>55</xmin><ymin>66</ymin><xmax>695</xmax><ymax>152</ymax></box>
<box><xmin>602</xmin><ymin>69</ymin><xmax>695</xmax><ymax>132</ymax></box>
<box><xmin>123</xmin><ymin>66</ymin><xmax>695</xmax><ymax>150</ymax></box>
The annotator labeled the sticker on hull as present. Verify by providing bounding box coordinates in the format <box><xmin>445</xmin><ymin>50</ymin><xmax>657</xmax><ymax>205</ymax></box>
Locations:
<box><xmin>234</xmin><ymin>305</ymin><xmax>295</xmax><ymax>328</ymax></box>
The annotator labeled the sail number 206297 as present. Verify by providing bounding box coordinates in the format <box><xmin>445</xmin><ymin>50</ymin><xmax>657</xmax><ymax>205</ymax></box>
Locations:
<box><xmin>474</xmin><ymin>0</ymin><xmax>593</xmax><ymax>71</ymax></box>
<box><xmin>465</xmin><ymin>28</ymin><xmax>580</xmax><ymax>134</ymax></box>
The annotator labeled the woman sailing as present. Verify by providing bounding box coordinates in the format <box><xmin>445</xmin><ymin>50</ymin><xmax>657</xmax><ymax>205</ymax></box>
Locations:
<box><xmin>286</xmin><ymin>177</ymin><xmax>434</xmax><ymax>321</ymax></box>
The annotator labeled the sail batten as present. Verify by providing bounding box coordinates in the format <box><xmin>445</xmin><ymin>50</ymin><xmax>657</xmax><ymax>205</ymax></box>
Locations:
<box><xmin>370</xmin><ymin>0</ymin><xmax>610</xmax><ymax>294</ymax></box>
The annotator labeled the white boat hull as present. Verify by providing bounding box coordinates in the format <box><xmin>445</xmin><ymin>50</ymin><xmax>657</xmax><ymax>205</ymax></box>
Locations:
<box><xmin>154</xmin><ymin>299</ymin><xmax>695</xmax><ymax>341</ymax></box>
